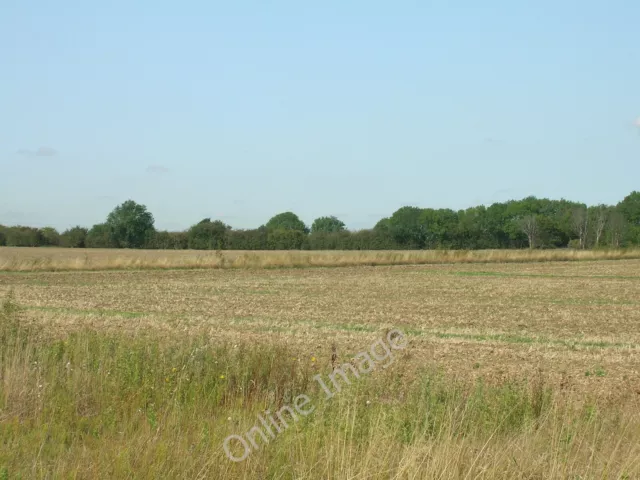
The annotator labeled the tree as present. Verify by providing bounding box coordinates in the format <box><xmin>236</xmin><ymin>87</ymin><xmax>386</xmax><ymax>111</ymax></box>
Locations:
<box><xmin>3</xmin><ymin>226</ymin><xmax>42</xmax><ymax>247</ymax></box>
<box><xmin>60</xmin><ymin>227</ymin><xmax>88</xmax><ymax>248</ymax></box>
<box><xmin>85</xmin><ymin>224</ymin><xmax>116</xmax><ymax>248</ymax></box>
<box><xmin>39</xmin><ymin>227</ymin><xmax>61</xmax><ymax>246</ymax></box>
<box><xmin>570</xmin><ymin>206</ymin><xmax>589</xmax><ymax>249</ymax></box>
<box><xmin>264</xmin><ymin>212</ymin><xmax>309</xmax><ymax>233</ymax></box>
<box><xmin>608</xmin><ymin>212</ymin><xmax>627</xmax><ymax>248</ymax></box>
<box><xmin>387</xmin><ymin>206</ymin><xmax>427</xmax><ymax>249</ymax></box>
<box><xmin>517</xmin><ymin>215</ymin><xmax>539</xmax><ymax>249</ymax></box>
<box><xmin>105</xmin><ymin>200</ymin><xmax>155</xmax><ymax>248</ymax></box>
<box><xmin>187</xmin><ymin>219</ymin><xmax>230</xmax><ymax>250</ymax></box>
<box><xmin>589</xmin><ymin>205</ymin><xmax>608</xmax><ymax>247</ymax></box>
<box><xmin>311</xmin><ymin>216</ymin><xmax>346</xmax><ymax>233</ymax></box>
<box><xmin>419</xmin><ymin>208</ymin><xmax>458</xmax><ymax>249</ymax></box>
<box><xmin>618</xmin><ymin>191</ymin><xmax>640</xmax><ymax>226</ymax></box>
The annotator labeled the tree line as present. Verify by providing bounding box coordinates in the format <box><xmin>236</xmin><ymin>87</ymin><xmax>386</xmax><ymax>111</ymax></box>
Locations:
<box><xmin>1</xmin><ymin>192</ymin><xmax>639</xmax><ymax>250</ymax></box>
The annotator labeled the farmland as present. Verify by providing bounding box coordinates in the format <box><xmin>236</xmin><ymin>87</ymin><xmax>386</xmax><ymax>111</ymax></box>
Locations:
<box><xmin>1</xmin><ymin>249</ymin><xmax>640</xmax><ymax>478</ymax></box>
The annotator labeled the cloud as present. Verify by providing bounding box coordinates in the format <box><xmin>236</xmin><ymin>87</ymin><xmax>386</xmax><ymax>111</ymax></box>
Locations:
<box><xmin>35</xmin><ymin>146</ymin><xmax>57</xmax><ymax>156</ymax></box>
<box><xmin>146</xmin><ymin>164</ymin><xmax>170</xmax><ymax>174</ymax></box>
<box><xmin>16</xmin><ymin>146</ymin><xmax>58</xmax><ymax>156</ymax></box>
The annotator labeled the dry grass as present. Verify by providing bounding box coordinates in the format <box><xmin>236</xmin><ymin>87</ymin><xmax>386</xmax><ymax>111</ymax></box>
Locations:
<box><xmin>2</xmin><ymin>258</ymin><xmax>640</xmax><ymax>478</ymax></box>
<box><xmin>2</xmin><ymin>246</ymin><xmax>640</xmax><ymax>272</ymax></box>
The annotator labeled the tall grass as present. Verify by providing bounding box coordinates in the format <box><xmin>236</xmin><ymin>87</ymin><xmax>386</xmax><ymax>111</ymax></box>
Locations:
<box><xmin>2</xmin><ymin>246</ymin><xmax>640</xmax><ymax>272</ymax></box>
<box><xmin>2</xmin><ymin>293</ymin><xmax>640</xmax><ymax>478</ymax></box>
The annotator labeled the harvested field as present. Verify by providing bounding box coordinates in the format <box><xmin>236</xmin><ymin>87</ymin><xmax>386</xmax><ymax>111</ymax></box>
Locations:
<box><xmin>2</xmin><ymin>258</ymin><xmax>640</xmax><ymax>398</ymax></box>
<box><xmin>1</xmin><ymin>255</ymin><xmax>640</xmax><ymax>478</ymax></box>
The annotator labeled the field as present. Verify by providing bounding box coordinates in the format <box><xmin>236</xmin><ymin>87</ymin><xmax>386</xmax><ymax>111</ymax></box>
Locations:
<box><xmin>2</xmin><ymin>246</ymin><xmax>640</xmax><ymax>271</ymax></box>
<box><xmin>2</xmin><ymin>248</ymin><xmax>640</xmax><ymax>478</ymax></box>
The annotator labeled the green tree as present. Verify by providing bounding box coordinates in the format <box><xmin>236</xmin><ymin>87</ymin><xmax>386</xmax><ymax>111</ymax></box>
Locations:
<box><xmin>387</xmin><ymin>206</ymin><xmax>426</xmax><ymax>248</ymax></box>
<box><xmin>60</xmin><ymin>227</ymin><xmax>88</xmax><ymax>248</ymax></box>
<box><xmin>311</xmin><ymin>216</ymin><xmax>346</xmax><ymax>233</ymax></box>
<box><xmin>85</xmin><ymin>223</ymin><xmax>117</xmax><ymax>248</ymax></box>
<box><xmin>39</xmin><ymin>227</ymin><xmax>61</xmax><ymax>246</ymax></box>
<box><xmin>419</xmin><ymin>208</ymin><xmax>458</xmax><ymax>249</ymax></box>
<box><xmin>588</xmin><ymin>205</ymin><xmax>609</xmax><ymax>248</ymax></box>
<box><xmin>105</xmin><ymin>200</ymin><xmax>155</xmax><ymax>248</ymax></box>
<box><xmin>4</xmin><ymin>226</ymin><xmax>42</xmax><ymax>247</ymax></box>
<box><xmin>264</xmin><ymin>212</ymin><xmax>309</xmax><ymax>233</ymax></box>
<box><xmin>187</xmin><ymin>219</ymin><xmax>230</xmax><ymax>249</ymax></box>
<box><xmin>618</xmin><ymin>191</ymin><xmax>640</xmax><ymax>226</ymax></box>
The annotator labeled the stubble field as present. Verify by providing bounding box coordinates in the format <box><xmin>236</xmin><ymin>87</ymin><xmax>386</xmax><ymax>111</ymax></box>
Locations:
<box><xmin>1</xmin><ymin>249</ymin><xmax>640</xmax><ymax>478</ymax></box>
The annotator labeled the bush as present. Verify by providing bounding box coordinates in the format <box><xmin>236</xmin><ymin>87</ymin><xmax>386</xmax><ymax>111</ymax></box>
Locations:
<box><xmin>146</xmin><ymin>231</ymin><xmax>188</xmax><ymax>249</ymax></box>
<box><xmin>85</xmin><ymin>224</ymin><xmax>117</xmax><ymax>248</ymax></box>
<box><xmin>267</xmin><ymin>229</ymin><xmax>306</xmax><ymax>250</ymax></box>
<box><xmin>187</xmin><ymin>220</ymin><xmax>230</xmax><ymax>250</ymax></box>
<box><xmin>39</xmin><ymin>227</ymin><xmax>61</xmax><ymax>246</ymax></box>
<box><xmin>60</xmin><ymin>227</ymin><xmax>88</xmax><ymax>248</ymax></box>
<box><xmin>226</xmin><ymin>228</ymin><xmax>268</xmax><ymax>250</ymax></box>
<box><xmin>567</xmin><ymin>239</ymin><xmax>580</xmax><ymax>249</ymax></box>
<box><xmin>3</xmin><ymin>226</ymin><xmax>43</xmax><ymax>247</ymax></box>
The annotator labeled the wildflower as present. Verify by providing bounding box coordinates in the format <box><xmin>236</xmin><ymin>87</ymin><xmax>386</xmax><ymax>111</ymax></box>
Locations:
<box><xmin>220</xmin><ymin>375</ymin><xmax>225</xmax><ymax>379</ymax></box>
<box><xmin>311</xmin><ymin>357</ymin><xmax>316</xmax><ymax>362</ymax></box>
<box><xmin>172</xmin><ymin>367</ymin><xmax>178</xmax><ymax>373</ymax></box>
<box><xmin>165</xmin><ymin>377</ymin><xmax>170</xmax><ymax>382</ymax></box>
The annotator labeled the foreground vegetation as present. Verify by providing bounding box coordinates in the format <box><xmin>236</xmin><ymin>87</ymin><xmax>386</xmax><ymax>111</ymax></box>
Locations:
<box><xmin>2</xmin><ymin>291</ymin><xmax>640</xmax><ymax>479</ymax></box>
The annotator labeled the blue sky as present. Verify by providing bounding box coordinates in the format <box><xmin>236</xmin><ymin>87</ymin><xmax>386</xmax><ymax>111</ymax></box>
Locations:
<box><xmin>1</xmin><ymin>0</ymin><xmax>638</xmax><ymax>231</ymax></box>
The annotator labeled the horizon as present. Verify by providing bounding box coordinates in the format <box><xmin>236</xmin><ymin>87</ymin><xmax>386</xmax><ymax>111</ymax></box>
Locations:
<box><xmin>0</xmin><ymin>191</ymin><xmax>637</xmax><ymax>233</ymax></box>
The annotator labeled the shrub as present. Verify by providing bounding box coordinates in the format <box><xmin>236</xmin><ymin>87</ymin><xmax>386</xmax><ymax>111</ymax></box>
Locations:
<box><xmin>187</xmin><ymin>220</ymin><xmax>230</xmax><ymax>250</ymax></box>
<box><xmin>60</xmin><ymin>227</ymin><xmax>88</xmax><ymax>248</ymax></box>
<box><xmin>85</xmin><ymin>224</ymin><xmax>117</xmax><ymax>248</ymax></box>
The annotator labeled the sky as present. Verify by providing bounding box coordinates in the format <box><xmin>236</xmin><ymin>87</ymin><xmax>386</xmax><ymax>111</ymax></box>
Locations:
<box><xmin>1</xmin><ymin>0</ymin><xmax>639</xmax><ymax>232</ymax></box>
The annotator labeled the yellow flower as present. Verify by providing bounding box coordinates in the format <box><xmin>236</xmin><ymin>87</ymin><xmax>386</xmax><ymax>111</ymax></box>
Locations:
<box><xmin>165</xmin><ymin>377</ymin><xmax>169</xmax><ymax>382</ymax></box>
<box><xmin>172</xmin><ymin>367</ymin><xmax>178</xmax><ymax>373</ymax></box>
<box><xmin>220</xmin><ymin>375</ymin><xmax>225</xmax><ymax>379</ymax></box>
<box><xmin>311</xmin><ymin>357</ymin><xmax>316</xmax><ymax>362</ymax></box>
